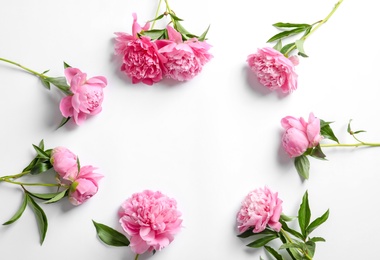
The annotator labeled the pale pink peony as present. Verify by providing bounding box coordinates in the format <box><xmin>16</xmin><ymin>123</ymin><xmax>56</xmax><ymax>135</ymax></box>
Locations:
<box><xmin>114</xmin><ymin>13</ymin><xmax>166</xmax><ymax>85</ymax></box>
<box><xmin>237</xmin><ymin>186</ymin><xmax>282</xmax><ymax>234</ymax></box>
<box><xmin>68</xmin><ymin>166</ymin><xmax>103</xmax><ymax>206</ymax></box>
<box><xmin>281</xmin><ymin>112</ymin><xmax>322</xmax><ymax>157</ymax></box>
<box><xmin>50</xmin><ymin>146</ymin><xmax>78</xmax><ymax>181</ymax></box>
<box><xmin>118</xmin><ymin>190</ymin><xmax>182</xmax><ymax>254</ymax></box>
<box><xmin>156</xmin><ymin>26</ymin><xmax>212</xmax><ymax>81</ymax></box>
<box><xmin>59</xmin><ymin>67</ymin><xmax>107</xmax><ymax>125</ymax></box>
<box><xmin>247</xmin><ymin>47</ymin><xmax>298</xmax><ymax>93</ymax></box>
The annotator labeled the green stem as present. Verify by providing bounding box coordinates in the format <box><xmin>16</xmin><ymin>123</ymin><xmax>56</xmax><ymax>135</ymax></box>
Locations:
<box><xmin>134</xmin><ymin>254</ymin><xmax>139</xmax><ymax>260</ymax></box>
<box><xmin>321</xmin><ymin>142</ymin><xmax>380</xmax><ymax>148</ymax></box>
<box><xmin>0</xmin><ymin>57</ymin><xmax>46</xmax><ymax>79</ymax></box>
<box><xmin>164</xmin><ymin>0</ymin><xmax>172</xmax><ymax>13</ymax></box>
<box><xmin>0</xmin><ymin>170</ymin><xmax>31</xmax><ymax>181</ymax></box>
<box><xmin>151</xmin><ymin>0</ymin><xmax>163</xmax><ymax>29</ymax></box>
<box><xmin>284</xmin><ymin>0</ymin><xmax>344</xmax><ymax>57</ymax></box>
<box><xmin>1</xmin><ymin>178</ymin><xmax>61</xmax><ymax>187</ymax></box>
<box><xmin>280</xmin><ymin>229</ymin><xmax>312</xmax><ymax>260</ymax></box>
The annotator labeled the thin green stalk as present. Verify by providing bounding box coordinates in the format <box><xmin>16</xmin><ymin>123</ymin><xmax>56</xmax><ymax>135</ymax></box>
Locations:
<box><xmin>134</xmin><ymin>254</ymin><xmax>139</xmax><ymax>260</ymax></box>
<box><xmin>0</xmin><ymin>57</ymin><xmax>46</xmax><ymax>78</ymax></box>
<box><xmin>0</xmin><ymin>170</ymin><xmax>30</xmax><ymax>181</ymax></box>
<box><xmin>284</xmin><ymin>0</ymin><xmax>344</xmax><ymax>57</ymax></box>
<box><xmin>164</xmin><ymin>0</ymin><xmax>172</xmax><ymax>13</ymax></box>
<box><xmin>321</xmin><ymin>142</ymin><xmax>380</xmax><ymax>148</ymax></box>
<box><xmin>280</xmin><ymin>228</ymin><xmax>312</xmax><ymax>260</ymax></box>
<box><xmin>1</xmin><ymin>178</ymin><xmax>61</xmax><ymax>187</ymax></box>
<box><xmin>151</xmin><ymin>0</ymin><xmax>163</xmax><ymax>29</ymax></box>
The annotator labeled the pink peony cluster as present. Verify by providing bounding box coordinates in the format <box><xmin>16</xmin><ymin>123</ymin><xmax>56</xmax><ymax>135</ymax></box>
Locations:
<box><xmin>281</xmin><ymin>112</ymin><xmax>322</xmax><ymax>157</ymax></box>
<box><xmin>247</xmin><ymin>47</ymin><xmax>298</xmax><ymax>93</ymax></box>
<box><xmin>60</xmin><ymin>67</ymin><xmax>107</xmax><ymax>125</ymax></box>
<box><xmin>50</xmin><ymin>147</ymin><xmax>103</xmax><ymax>205</ymax></box>
<box><xmin>114</xmin><ymin>14</ymin><xmax>212</xmax><ymax>85</ymax></box>
<box><xmin>237</xmin><ymin>186</ymin><xmax>282</xmax><ymax>234</ymax></box>
<box><xmin>118</xmin><ymin>190</ymin><xmax>182</xmax><ymax>254</ymax></box>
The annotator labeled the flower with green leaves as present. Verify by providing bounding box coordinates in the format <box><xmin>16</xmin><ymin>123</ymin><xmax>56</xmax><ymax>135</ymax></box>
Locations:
<box><xmin>238</xmin><ymin>190</ymin><xmax>329</xmax><ymax>260</ymax></box>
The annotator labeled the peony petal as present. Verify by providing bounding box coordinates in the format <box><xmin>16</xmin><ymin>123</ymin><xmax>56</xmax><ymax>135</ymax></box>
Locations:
<box><xmin>59</xmin><ymin>96</ymin><xmax>74</xmax><ymax>118</ymax></box>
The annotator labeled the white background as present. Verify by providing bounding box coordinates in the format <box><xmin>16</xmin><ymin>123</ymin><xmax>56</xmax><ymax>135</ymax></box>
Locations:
<box><xmin>0</xmin><ymin>0</ymin><xmax>379</xmax><ymax>259</ymax></box>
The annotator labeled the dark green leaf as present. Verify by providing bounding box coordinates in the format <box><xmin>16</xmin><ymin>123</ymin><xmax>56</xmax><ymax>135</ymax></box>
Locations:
<box><xmin>45</xmin><ymin>77</ymin><xmax>71</xmax><ymax>95</ymax></box>
<box><xmin>174</xmin><ymin>21</ymin><xmax>191</xmax><ymax>37</ymax></box>
<box><xmin>57</xmin><ymin>116</ymin><xmax>71</xmax><ymax>129</ymax></box>
<box><xmin>298</xmin><ymin>191</ymin><xmax>311</xmax><ymax>239</ymax></box>
<box><xmin>3</xmin><ymin>192</ymin><xmax>27</xmax><ymax>225</ymax></box>
<box><xmin>280</xmin><ymin>220</ymin><xmax>304</xmax><ymax>240</ymax></box>
<box><xmin>169</xmin><ymin>13</ymin><xmax>184</xmax><ymax>21</ymax></box>
<box><xmin>264</xmin><ymin>245</ymin><xmax>284</xmax><ymax>260</ymax></box>
<box><xmin>279</xmin><ymin>242</ymin><xmax>303</xmax><ymax>250</ymax></box>
<box><xmin>267</xmin><ymin>28</ymin><xmax>306</xmax><ymax>43</ymax></box>
<box><xmin>27</xmin><ymin>191</ymin><xmax>66</xmax><ymax>201</ymax></box>
<box><xmin>38</xmin><ymin>139</ymin><xmax>45</xmax><ymax>150</ymax></box>
<box><xmin>198</xmin><ymin>25</ymin><xmax>210</xmax><ymax>41</ymax></box>
<box><xmin>22</xmin><ymin>157</ymin><xmax>38</xmax><ymax>173</ymax></box>
<box><xmin>294</xmin><ymin>155</ymin><xmax>310</xmax><ymax>180</ymax></box>
<box><xmin>44</xmin><ymin>189</ymin><xmax>68</xmax><ymax>204</ymax></box>
<box><xmin>40</xmin><ymin>78</ymin><xmax>51</xmax><ymax>90</ymax></box>
<box><xmin>280</xmin><ymin>43</ymin><xmax>296</xmax><ymax>55</ymax></box>
<box><xmin>272</xmin><ymin>23</ymin><xmax>311</xmax><ymax>29</ymax></box>
<box><xmin>63</xmin><ymin>61</ymin><xmax>71</xmax><ymax>69</ymax></box>
<box><xmin>92</xmin><ymin>220</ymin><xmax>130</xmax><ymax>247</ymax></box>
<box><xmin>306</xmin><ymin>209</ymin><xmax>329</xmax><ymax>236</ymax></box>
<box><xmin>148</xmin><ymin>13</ymin><xmax>165</xmax><ymax>22</ymax></box>
<box><xmin>310</xmin><ymin>144</ymin><xmax>326</xmax><ymax>160</ymax></box>
<box><xmin>309</xmin><ymin>237</ymin><xmax>326</xmax><ymax>243</ymax></box>
<box><xmin>42</xmin><ymin>69</ymin><xmax>50</xmax><ymax>74</ymax></box>
<box><xmin>27</xmin><ymin>194</ymin><xmax>48</xmax><ymax>244</ymax></box>
<box><xmin>305</xmin><ymin>240</ymin><xmax>316</xmax><ymax>257</ymax></box>
<box><xmin>32</xmin><ymin>144</ymin><xmax>50</xmax><ymax>160</ymax></box>
<box><xmin>278</xmin><ymin>232</ymin><xmax>298</xmax><ymax>260</ymax></box>
<box><xmin>246</xmin><ymin>234</ymin><xmax>278</xmax><ymax>248</ymax></box>
<box><xmin>30</xmin><ymin>162</ymin><xmax>52</xmax><ymax>175</ymax></box>
<box><xmin>273</xmin><ymin>39</ymin><xmax>283</xmax><ymax>52</ymax></box>
<box><xmin>140</xmin><ymin>29</ymin><xmax>166</xmax><ymax>40</ymax></box>
<box><xmin>237</xmin><ymin>228</ymin><xmax>278</xmax><ymax>238</ymax></box>
<box><xmin>320</xmin><ymin>119</ymin><xmax>339</xmax><ymax>143</ymax></box>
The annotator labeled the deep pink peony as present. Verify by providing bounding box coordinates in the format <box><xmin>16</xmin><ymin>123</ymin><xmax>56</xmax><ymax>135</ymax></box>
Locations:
<box><xmin>114</xmin><ymin>13</ymin><xmax>166</xmax><ymax>85</ymax></box>
<box><xmin>59</xmin><ymin>67</ymin><xmax>107</xmax><ymax>125</ymax></box>
<box><xmin>237</xmin><ymin>186</ymin><xmax>283</xmax><ymax>234</ymax></box>
<box><xmin>50</xmin><ymin>146</ymin><xmax>78</xmax><ymax>181</ymax></box>
<box><xmin>156</xmin><ymin>26</ymin><xmax>212</xmax><ymax>81</ymax></box>
<box><xmin>281</xmin><ymin>112</ymin><xmax>322</xmax><ymax>157</ymax></box>
<box><xmin>118</xmin><ymin>190</ymin><xmax>182</xmax><ymax>254</ymax></box>
<box><xmin>68</xmin><ymin>166</ymin><xmax>103</xmax><ymax>206</ymax></box>
<box><xmin>247</xmin><ymin>47</ymin><xmax>298</xmax><ymax>93</ymax></box>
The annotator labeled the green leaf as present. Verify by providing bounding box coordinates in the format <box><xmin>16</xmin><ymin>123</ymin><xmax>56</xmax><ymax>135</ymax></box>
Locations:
<box><xmin>92</xmin><ymin>220</ymin><xmax>130</xmax><ymax>247</ymax></box>
<box><xmin>267</xmin><ymin>27</ymin><xmax>306</xmax><ymax>43</ymax></box>
<box><xmin>279</xmin><ymin>242</ymin><xmax>303</xmax><ymax>250</ymax></box>
<box><xmin>320</xmin><ymin>119</ymin><xmax>339</xmax><ymax>143</ymax></box>
<box><xmin>38</xmin><ymin>139</ymin><xmax>45</xmax><ymax>150</ymax></box>
<box><xmin>45</xmin><ymin>76</ymin><xmax>71</xmax><ymax>95</ymax></box>
<box><xmin>264</xmin><ymin>245</ymin><xmax>284</xmax><ymax>260</ymax></box>
<box><xmin>57</xmin><ymin>116</ymin><xmax>71</xmax><ymax>129</ymax></box>
<box><xmin>347</xmin><ymin>119</ymin><xmax>366</xmax><ymax>135</ymax></box>
<box><xmin>63</xmin><ymin>61</ymin><xmax>71</xmax><ymax>69</ymax></box>
<box><xmin>140</xmin><ymin>29</ymin><xmax>166</xmax><ymax>40</ymax></box>
<box><xmin>237</xmin><ymin>228</ymin><xmax>278</xmax><ymax>238</ymax></box>
<box><xmin>305</xmin><ymin>240</ymin><xmax>316</xmax><ymax>257</ymax></box>
<box><xmin>173</xmin><ymin>21</ymin><xmax>191</xmax><ymax>39</ymax></box>
<box><xmin>40</xmin><ymin>78</ymin><xmax>51</xmax><ymax>90</ymax></box>
<box><xmin>27</xmin><ymin>194</ymin><xmax>48</xmax><ymax>244</ymax></box>
<box><xmin>27</xmin><ymin>191</ymin><xmax>66</xmax><ymax>201</ymax></box>
<box><xmin>246</xmin><ymin>234</ymin><xmax>278</xmax><ymax>248</ymax></box>
<box><xmin>294</xmin><ymin>155</ymin><xmax>310</xmax><ymax>180</ymax></box>
<box><xmin>3</xmin><ymin>192</ymin><xmax>28</xmax><ymax>225</ymax></box>
<box><xmin>198</xmin><ymin>25</ymin><xmax>210</xmax><ymax>41</ymax></box>
<box><xmin>280</xmin><ymin>213</ymin><xmax>296</xmax><ymax>222</ymax></box>
<box><xmin>278</xmin><ymin>232</ymin><xmax>298</xmax><ymax>260</ymax></box>
<box><xmin>280</xmin><ymin>43</ymin><xmax>296</xmax><ymax>55</ymax></box>
<box><xmin>309</xmin><ymin>144</ymin><xmax>326</xmax><ymax>160</ymax></box>
<box><xmin>309</xmin><ymin>237</ymin><xmax>326</xmax><ymax>243</ymax></box>
<box><xmin>169</xmin><ymin>13</ymin><xmax>184</xmax><ymax>21</ymax></box>
<box><xmin>148</xmin><ymin>13</ymin><xmax>165</xmax><ymax>22</ymax></box>
<box><xmin>295</xmin><ymin>39</ymin><xmax>308</xmax><ymax>57</ymax></box>
<box><xmin>32</xmin><ymin>144</ymin><xmax>50</xmax><ymax>160</ymax></box>
<box><xmin>44</xmin><ymin>189</ymin><xmax>68</xmax><ymax>204</ymax></box>
<box><xmin>273</xmin><ymin>39</ymin><xmax>283</xmax><ymax>52</ymax></box>
<box><xmin>298</xmin><ymin>191</ymin><xmax>311</xmax><ymax>239</ymax></box>
<box><xmin>272</xmin><ymin>23</ymin><xmax>311</xmax><ymax>29</ymax></box>
<box><xmin>22</xmin><ymin>157</ymin><xmax>38</xmax><ymax>173</ymax></box>
<box><xmin>30</xmin><ymin>162</ymin><xmax>52</xmax><ymax>175</ymax></box>
<box><xmin>306</xmin><ymin>209</ymin><xmax>329</xmax><ymax>236</ymax></box>
<box><xmin>280</xmin><ymin>220</ymin><xmax>304</xmax><ymax>240</ymax></box>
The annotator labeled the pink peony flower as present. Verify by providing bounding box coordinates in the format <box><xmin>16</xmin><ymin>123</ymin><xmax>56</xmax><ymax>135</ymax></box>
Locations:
<box><xmin>68</xmin><ymin>166</ymin><xmax>103</xmax><ymax>206</ymax></box>
<box><xmin>281</xmin><ymin>112</ymin><xmax>322</xmax><ymax>157</ymax></box>
<box><xmin>237</xmin><ymin>186</ymin><xmax>283</xmax><ymax>234</ymax></box>
<box><xmin>59</xmin><ymin>67</ymin><xmax>107</xmax><ymax>125</ymax></box>
<box><xmin>114</xmin><ymin>13</ymin><xmax>166</xmax><ymax>85</ymax></box>
<box><xmin>156</xmin><ymin>26</ymin><xmax>212</xmax><ymax>81</ymax></box>
<box><xmin>50</xmin><ymin>146</ymin><xmax>78</xmax><ymax>181</ymax></box>
<box><xmin>118</xmin><ymin>190</ymin><xmax>182</xmax><ymax>254</ymax></box>
<box><xmin>247</xmin><ymin>47</ymin><xmax>298</xmax><ymax>93</ymax></box>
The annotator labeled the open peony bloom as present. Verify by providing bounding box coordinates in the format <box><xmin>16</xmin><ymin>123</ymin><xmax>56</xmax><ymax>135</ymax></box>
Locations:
<box><xmin>60</xmin><ymin>67</ymin><xmax>107</xmax><ymax>125</ymax></box>
<box><xmin>247</xmin><ymin>47</ymin><xmax>298</xmax><ymax>93</ymax></box>
<box><xmin>118</xmin><ymin>190</ymin><xmax>182</xmax><ymax>254</ymax></box>
<box><xmin>68</xmin><ymin>166</ymin><xmax>103</xmax><ymax>206</ymax></box>
<box><xmin>114</xmin><ymin>13</ymin><xmax>166</xmax><ymax>85</ymax></box>
<box><xmin>156</xmin><ymin>26</ymin><xmax>212</xmax><ymax>81</ymax></box>
<box><xmin>50</xmin><ymin>146</ymin><xmax>78</xmax><ymax>181</ymax></box>
<box><xmin>281</xmin><ymin>112</ymin><xmax>322</xmax><ymax>157</ymax></box>
<box><xmin>237</xmin><ymin>186</ymin><xmax>283</xmax><ymax>234</ymax></box>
